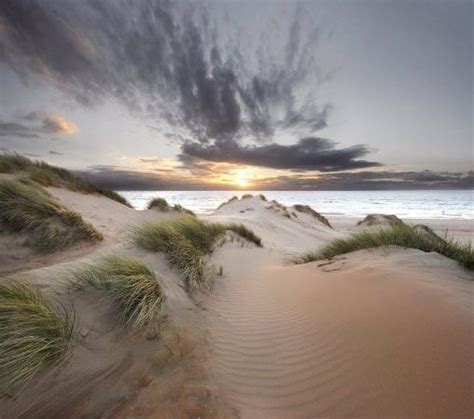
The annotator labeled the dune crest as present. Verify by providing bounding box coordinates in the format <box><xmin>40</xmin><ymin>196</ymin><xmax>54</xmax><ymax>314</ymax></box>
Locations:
<box><xmin>208</xmin><ymin>195</ymin><xmax>340</xmax><ymax>257</ymax></box>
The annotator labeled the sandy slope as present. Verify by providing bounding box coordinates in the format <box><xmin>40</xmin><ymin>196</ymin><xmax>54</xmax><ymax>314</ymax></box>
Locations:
<box><xmin>0</xmin><ymin>190</ymin><xmax>226</xmax><ymax>418</ymax></box>
<box><xmin>203</xmin><ymin>196</ymin><xmax>473</xmax><ymax>418</ymax></box>
<box><xmin>1</xmin><ymin>192</ymin><xmax>472</xmax><ymax>418</ymax></box>
<box><xmin>206</xmin><ymin>245</ymin><xmax>473</xmax><ymax>418</ymax></box>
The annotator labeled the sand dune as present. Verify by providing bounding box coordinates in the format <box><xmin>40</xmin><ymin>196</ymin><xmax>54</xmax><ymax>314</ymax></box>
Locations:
<box><xmin>1</xmin><ymin>192</ymin><xmax>472</xmax><ymax>418</ymax></box>
<box><xmin>205</xmin><ymin>195</ymin><xmax>342</xmax><ymax>257</ymax></box>
<box><xmin>207</xmin><ymin>244</ymin><xmax>473</xmax><ymax>418</ymax></box>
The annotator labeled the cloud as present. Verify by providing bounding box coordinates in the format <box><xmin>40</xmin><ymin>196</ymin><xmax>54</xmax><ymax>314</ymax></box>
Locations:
<box><xmin>0</xmin><ymin>0</ymin><xmax>331</xmax><ymax>143</ymax></box>
<box><xmin>41</xmin><ymin>115</ymin><xmax>77</xmax><ymax>135</ymax></box>
<box><xmin>74</xmin><ymin>165</ymin><xmax>210</xmax><ymax>191</ymax></box>
<box><xmin>0</xmin><ymin>113</ymin><xmax>77</xmax><ymax>139</ymax></box>
<box><xmin>180</xmin><ymin>137</ymin><xmax>382</xmax><ymax>172</ymax></box>
<box><xmin>256</xmin><ymin>170</ymin><xmax>474</xmax><ymax>190</ymax></box>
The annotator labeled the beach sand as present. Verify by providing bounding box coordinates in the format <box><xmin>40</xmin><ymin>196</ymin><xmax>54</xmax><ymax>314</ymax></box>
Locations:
<box><xmin>0</xmin><ymin>191</ymin><xmax>472</xmax><ymax>418</ymax></box>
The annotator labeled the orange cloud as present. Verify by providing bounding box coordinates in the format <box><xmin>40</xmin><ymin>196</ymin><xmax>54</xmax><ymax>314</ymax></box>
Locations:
<box><xmin>42</xmin><ymin>114</ymin><xmax>77</xmax><ymax>135</ymax></box>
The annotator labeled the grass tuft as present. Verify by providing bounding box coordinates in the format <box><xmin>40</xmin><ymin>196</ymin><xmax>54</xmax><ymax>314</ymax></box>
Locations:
<box><xmin>132</xmin><ymin>215</ymin><xmax>262</xmax><ymax>288</ymax></box>
<box><xmin>294</xmin><ymin>223</ymin><xmax>474</xmax><ymax>270</ymax></box>
<box><xmin>293</xmin><ymin>204</ymin><xmax>332</xmax><ymax>229</ymax></box>
<box><xmin>148</xmin><ymin>197</ymin><xmax>195</xmax><ymax>216</ymax></box>
<box><xmin>70</xmin><ymin>256</ymin><xmax>164</xmax><ymax>332</ymax></box>
<box><xmin>356</xmin><ymin>213</ymin><xmax>403</xmax><ymax>227</ymax></box>
<box><xmin>173</xmin><ymin>204</ymin><xmax>195</xmax><ymax>216</ymax></box>
<box><xmin>148</xmin><ymin>197</ymin><xmax>170</xmax><ymax>211</ymax></box>
<box><xmin>0</xmin><ymin>179</ymin><xmax>103</xmax><ymax>253</ymax></box>
<box><xmin>217</xmin><ymin>195</ymin><xmax>238</xmax><ymax>209</ymax></box>
<box><xmin>0</xmin><ymin>152</ymin><xmax>131</xmax><ymax>207</ymax></box>
<box><xmin>223</xmin><ymin>223</ymin><xmax>263</xmax><ymax>247</ymax></box>
<box><xmin>0</xmin><ymin>153</ymin><xmax>31</xmax><ymax>172</ymax></box>
<box><xmin>0</xmin><ymin>281</ymin><xmax>75</xmax><ymax>393</ymax></box>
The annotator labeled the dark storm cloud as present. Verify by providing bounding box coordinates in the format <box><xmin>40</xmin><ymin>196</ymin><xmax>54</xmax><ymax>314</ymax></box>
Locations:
<box><xmin>257</xmin><ymin>171</ymin><xmax>474</xmax><ymax>190</ymax></box>
<box><xmin>180</xmin><ymin>137</ymin><xmax>381</xmax><ymax>172</ymax></box>
<box><xmin>76</xmin><ymin>166</ymin><xmax>473</xmax><ymax>191</ymax></box>
<box><xmin>0</xmin><ymin>0</ymin><xmax>331</xmax><ymax>143</ymax></box>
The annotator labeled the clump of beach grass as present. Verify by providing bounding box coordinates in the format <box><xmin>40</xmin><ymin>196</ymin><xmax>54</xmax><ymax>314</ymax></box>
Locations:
<box><xmin>0</xmin><ymin>153</ymin><xmax>31</xmax><ymax>172</ymax></box>
<box><xmin>0</xmin><ymin>179</ymin><xmax>103</xmax><ymax>253</ymax></box>
<box><xmin>70</xmin><ymin>256</ymin><xmax>164</xmax><ymax>332</ymax></box>
<box><xmin>294</xmin><ymin>223</ymin><xmax>474</xmax><ymax>270</ymax></box>
<box><xmin>147</xmin><ymin>197</ymin><xmax>195</xmax><ymax>216</ymax></box>
<box><xmin>293</xmin><ymin>204</ymin><xmax>332</xmax><ymax>229</ymax></box>
<box><xmin>0</xmin><ymin>152</ymin><xmax>131</xmax><ymax>207</ymax></box>
<box><xmin>356</xmin><ymin>213</ymin><xmax>403</xmax><ymax>227</ymax></box>
<box><xmin>223</xmin><ymin>223</ymin><xmax>263</xmax><ymax>247</ymax></box>
<box><xmin>0</xmin><ymin>281</ymin><xmax>75</xmax><ymax>393</ymax></box>
<box><xmin>148</xmin><ymin>197</ymin><xmax>170</xmax><ymax>211</ymax></box>
<box><xmin>173</xmin><ymin>204</ymin><xmax>195</xmax><ymax>216</ymax></box>
<box><xmin>132</xmin><ymin>215</ymin><xmax>262</xmax><ymax>288</ymax></box>
<box><xmin>217</xmin><ymin>195</ymin><xmax>238</xmax><ymax>210</ymax></box>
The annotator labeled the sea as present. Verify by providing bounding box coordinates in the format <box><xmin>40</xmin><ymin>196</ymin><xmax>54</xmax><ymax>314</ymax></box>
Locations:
<box><xmin>119</xmin><ymin>190</ymin><xmax>473</xmax><ymax>220</ymax></box>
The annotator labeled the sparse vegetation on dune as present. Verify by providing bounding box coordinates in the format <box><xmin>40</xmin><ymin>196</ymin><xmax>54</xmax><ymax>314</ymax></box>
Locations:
<box><xmin>0</xmin><ymin>281</ymin><xmax>75</xmax><ymax>393</ymax></box>
<box><xmin>267</xmin><ymin>200</ymin><xmax>292</xmax><ymax>218</ymax></box>
<box><xmin>173</xmin><ymin>204</ymin><xmax>195</xmax><ymax>216</ymax></box>
<box><xmin>217</xmin><ymin>194</ymin><xmax>267</xmax><ymax>210</ymax></box>
<box><xmin>357</xmin><ymin>213</ymin><xmax>403</xmax><ymax>227</ymax></box>
<box><xmin>147</xmin><ymin>197</ymin><xmax>170</xmax><ymax>211</ymax></box>
<box><xmin>132</xmin><ymin>215</ymin><xmax>262</xmax><ymax>288</ymax></box>
<box><xmin>224</xmin><ymin>223</ymin><xmax>263</xmax><ymax>247</ymax></box>
<box><xmin>131</xmin><ymin>216</ymin><xmax>223</xmax><ymax>288</ymax></box>
<box><xmin>217</xmin><ymin>195</ymin><xmax>238</xmax><ymax>209</ymax></box>
<box><xmin>0</xmin><ymin>153</ymin><xmax>131</xmax><ymax>207</ymax></box>
<box><xmin>294</xmin><ymin>223</ymin><xmax>474</xmax><ymax>270</ymax></box>
<box><xmin>0</xmin><ymin>179</ymin><xmax>103</xmax><ymax>253</ymax></box>
<box><xmin>293</xmin><ymin>204</ymin><xmax>332</xmax><ymax>229</ymax></box>
<box><xmin>147</xmin><ymin>197</ymin><xmax>195</xmax><ymax>216</ymax></box>
<box><xmin>70</xmin><ymin>256</ymin><xmax>164</xmax><ymax>332</ymax></box>
<box><xmin>0</xmin><ymin>153</ymin><xmax>31</xmax><ymax>173</ymax></box>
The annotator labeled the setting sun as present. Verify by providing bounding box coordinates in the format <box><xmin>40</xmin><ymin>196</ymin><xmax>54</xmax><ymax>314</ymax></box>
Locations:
<box><xmin>232</xmin><ymin>168</ymin><xmax>252</xmax><ymax>188</ymax></box>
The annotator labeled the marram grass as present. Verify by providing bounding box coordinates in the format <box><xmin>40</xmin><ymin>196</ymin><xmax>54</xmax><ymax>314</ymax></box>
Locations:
<box><xmin>0</xmin><ymin>281</ymin><xmax>75</xmax><ymax>394</ymax></box>
<box><xmin>132</xmin><ymin>215</ymin><xmax>262</xmax><ymax>288</ymax></box>
<box><xmin>147</xmin><ymin>197</ymin><xmax>195</xmax><ymax>215</ymax></box>
<box><xmin>148</xmin><ymin>197</ymin><xmax>170</xmax><ymax>211</ymax></box>
<box><xmin>70</xmin><ymin>256</ymin><xmax>164</xmax><ymax>332</ymax></box>
<box><xmin>0</xmin><ymin>152</ymin><xmax>131</xmax><ymax>207</ymax></box>
<box><xmin>293</xmin><ymin>204</ymin><xmax>332</xmax><ymax>229</ymax></box>
<box><xmin>0</xmin><ymin>179</ymin><xmax>103</xmax><ymax>253</ymax></box>
<box><xmin>294</xmin><ymin>223</ymin><xmax>474</xmax><ymax>271</ymax></box>
<box><xmin>223</xmin><ymin>223</ymin><xmax>263</xmax><ymax>247</ymax></box>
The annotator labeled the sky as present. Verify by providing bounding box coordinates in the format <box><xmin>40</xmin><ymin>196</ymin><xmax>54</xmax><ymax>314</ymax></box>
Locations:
<box><xmin>0</xmin><ymin>0</ymin><xmax>472</xmax><ymax>190</ymax></box>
